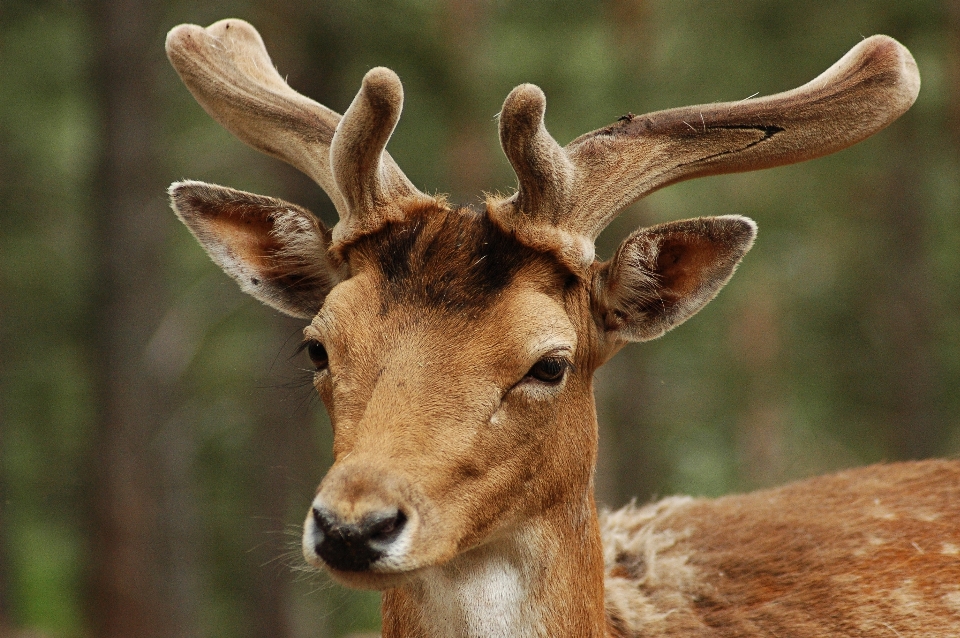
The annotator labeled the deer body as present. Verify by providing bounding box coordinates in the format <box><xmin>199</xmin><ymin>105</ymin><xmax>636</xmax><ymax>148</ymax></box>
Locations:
<box><xmin>163</xmin><ymin>20</ymin><xmax>951</xmax><ymax>637</ymax></box>
<box><xmin>601</xmin><ymin>460</ymin><xmax>960</xmax><ymax>637</ymax></box>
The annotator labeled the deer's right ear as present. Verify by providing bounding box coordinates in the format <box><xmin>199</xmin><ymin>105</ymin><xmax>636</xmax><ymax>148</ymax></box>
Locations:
<box><xmin>594</xmin><ymin>216</ymin><xmax>756</xmax><ymax>343</ymax></box>
<box><xmin>169</xmin><ymin>181</ymin><xmax>343</xmax><ymax>319</ymax></box>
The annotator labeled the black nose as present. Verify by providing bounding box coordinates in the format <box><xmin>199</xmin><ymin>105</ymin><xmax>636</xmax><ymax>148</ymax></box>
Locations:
<box><xmin>311</xmin><ymin>506</ymin><xmax>408</xmax><ymax>572</ymax></box>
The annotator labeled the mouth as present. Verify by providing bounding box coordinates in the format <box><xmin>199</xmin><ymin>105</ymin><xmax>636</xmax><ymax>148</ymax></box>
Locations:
<box><xmin>317</xmin><ymin>561</ymin><xmax>420</xmax><ymax>590</ymax></box>
<box><xmin>302</xmin><ymin>540</ymin><xmax>424</xmax><ymax>590</ymax></box>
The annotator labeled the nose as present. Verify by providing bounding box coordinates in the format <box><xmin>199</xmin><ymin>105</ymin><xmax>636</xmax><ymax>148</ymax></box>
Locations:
<box><xmin>309</xmin><ymin>505</ymin><xmax>408</xmax><ymax>572</ymax></box>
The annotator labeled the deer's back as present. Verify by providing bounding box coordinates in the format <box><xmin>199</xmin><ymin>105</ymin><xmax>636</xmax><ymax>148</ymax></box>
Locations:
<box><xmin>602</xmin><ymin>459</ymin><xmax>960</xmax><ymax>637</ymax></box>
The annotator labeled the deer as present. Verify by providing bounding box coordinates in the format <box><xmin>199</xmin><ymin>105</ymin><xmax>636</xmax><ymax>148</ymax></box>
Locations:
<box><xmin>164</xmin><ymin>19</ymin><xmax>960</xmax><ymax>637</ymax></box>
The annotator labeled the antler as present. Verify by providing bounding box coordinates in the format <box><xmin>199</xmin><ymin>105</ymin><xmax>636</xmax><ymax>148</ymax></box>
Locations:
<box><xmin>165</xmin><ymin>19</ymin><xmax>427</xmax><ymax>249</ymax></box>
<box><xmin>491</xmin><ymin>35</ymin><xmax>921</xmax><ymax>267</ymax></box>
<box><xmin>329</xmin><ymin>67</ymin><xmax>431</xmax><ymax>244</ymax></box>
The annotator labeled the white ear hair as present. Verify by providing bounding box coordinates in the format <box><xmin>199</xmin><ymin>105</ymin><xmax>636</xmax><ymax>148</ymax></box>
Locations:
<box><xmin>169</xmin><ymin>180</ymin><xmax>342</xmax><ymax>318</ymax></box>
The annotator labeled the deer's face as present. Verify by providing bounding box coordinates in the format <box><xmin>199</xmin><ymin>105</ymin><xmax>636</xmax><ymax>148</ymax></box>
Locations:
<box><xmin>167</xmin><ymin>17</ymin><xmax>916</xmax><ymax>595</ymax></box>
<box><xmin>170</xmin><ymin>181</ymin><xmax>757</xmax><ymax>588</ymax></box>
<box><xmin>299</xmin><ymin>211</ymin><xmax>602</xmax><ymax>588</ymax></box>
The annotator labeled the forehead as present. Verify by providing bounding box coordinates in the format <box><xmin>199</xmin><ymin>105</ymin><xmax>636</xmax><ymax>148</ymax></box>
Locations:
<box><xmin>347</xmin><ymin>206</ymin><xmax>567</xmax><ymax>314</ymax></box>
<box><xmin>312</xmin><ymin>207</ymin><xmax>580</xmax><ymax>377</ymax></box>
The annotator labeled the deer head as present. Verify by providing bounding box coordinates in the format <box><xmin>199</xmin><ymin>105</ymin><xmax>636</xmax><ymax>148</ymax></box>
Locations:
<box><xmin>166</xmin><ymin>20</ymin><xmax>919</xmax><ymax>636</ymax></box>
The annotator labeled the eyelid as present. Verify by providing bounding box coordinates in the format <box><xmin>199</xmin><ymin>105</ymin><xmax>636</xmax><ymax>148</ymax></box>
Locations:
<box><xmin>532</xmin><ymin>339</ymin><xmax>573</xmax><ymax>357</ymax></box>
<box><xmin>310</xmin><ymin>309</ymin><xmax>336</xmax><ymax>333</ymax></box>
<box><xmin>303</xmin><ymin>324</ymin><xmax>324</xmax><ymax>342</ymax></box>
<box><xmin>529</xmin><ymin>355</ymin><xmax>575</xmax><ymax>375</ymax></box>
<box><xmin>544</xmin><ymin>355</ymin><xmax>576</xmax><ymax>376</ymax></box>
<box><xmin>505</xmin><ymin>351</ymin><xmax>575</xmax><ymax>396</ymax></box>
<box><xmin>535</xmin><ymin>347</ymin><xmax>575</xmax><ymax>370</ymax></box>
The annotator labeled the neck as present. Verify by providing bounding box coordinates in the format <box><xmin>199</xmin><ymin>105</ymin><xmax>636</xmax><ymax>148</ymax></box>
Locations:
<box><xmin>381</xmin><ymin>494</ymin><xmax>608</xmax><ymax>637</ymax></box>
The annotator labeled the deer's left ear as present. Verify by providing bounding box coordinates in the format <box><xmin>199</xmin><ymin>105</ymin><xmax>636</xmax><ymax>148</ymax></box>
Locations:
<box><xmin>169</xmin><ymin>181</ymin><xmax>343</xmax><ymax>318</ymax></box>
<box><xmin>594</xmin><ymin>216</ymin><xmax>756</xmax><ymax>342</ymax></box>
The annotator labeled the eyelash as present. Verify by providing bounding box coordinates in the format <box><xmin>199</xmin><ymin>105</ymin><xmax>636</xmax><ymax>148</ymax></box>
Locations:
<box><xmin>297</xmin><ymin>339</ymin><xmax>329</xmax><ymax>372</ymax></box>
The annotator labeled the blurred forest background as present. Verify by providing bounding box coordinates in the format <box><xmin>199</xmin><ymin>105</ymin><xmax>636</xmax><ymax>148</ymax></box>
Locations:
<box><xmin>1</xmin><ymin>0</ymin><xmax>958</xmax><ymax>636</ymax></box>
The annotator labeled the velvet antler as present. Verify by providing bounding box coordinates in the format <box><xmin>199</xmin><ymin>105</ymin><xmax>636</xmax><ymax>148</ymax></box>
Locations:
<box><xmin>165</xmin><ymin>19</ymin><xmax>428</xmax><ymax>250</ymax></box>
<box><xmin>491</xmin><ymin>35</ymin><xmax>920</xmax><ymax>267</ymax></box>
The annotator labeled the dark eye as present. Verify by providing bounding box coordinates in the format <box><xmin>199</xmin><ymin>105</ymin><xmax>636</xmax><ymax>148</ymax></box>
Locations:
<box><xmin>305</xmin><ymin>340</ymin><xmax>329</xmax><ymax>371</ymax></box>
<box><xmin>525</xmin><ymin>357</ymin><xmax>568</xmax><ymax>384</ymax></box>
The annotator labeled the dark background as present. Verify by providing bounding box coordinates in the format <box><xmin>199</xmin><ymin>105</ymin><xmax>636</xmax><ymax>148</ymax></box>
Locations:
<box><xmin>1</xmin><ymin>0</ymin><xmax>958</xmax><ymax>636</ymax></box>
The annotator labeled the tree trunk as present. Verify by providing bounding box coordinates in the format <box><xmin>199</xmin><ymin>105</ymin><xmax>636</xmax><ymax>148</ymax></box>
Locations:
<box><xmin>87</xmin><ymin>0</ymin><xmax>197</xmax><ymax>636</ymax></box>
<box><xmin>0</xmin><ymin>281</ymin><xmax>10</xmax><ymax>635</ymax></box>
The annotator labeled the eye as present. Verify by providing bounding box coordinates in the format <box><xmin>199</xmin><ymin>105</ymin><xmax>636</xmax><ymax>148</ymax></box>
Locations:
<box><xmin>304</xmin><ymin>340</ymin><xmax>329</xmax><ymax>371</ymax></box>
<box><xmin>525</xmin><ymin>357</ymin><xmax>569</xmax><ymax>384</ymax></box>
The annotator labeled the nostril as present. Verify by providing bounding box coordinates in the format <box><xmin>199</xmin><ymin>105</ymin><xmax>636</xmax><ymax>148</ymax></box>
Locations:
<box><xmin>367</xmin><ymin>509</ymin><xmax>407</xmax><ymax>543</ymax></box>
<box><xmin>308</xmin><ymin>505</ymin><xmax>408</xmax><ymax>572</ymax></box>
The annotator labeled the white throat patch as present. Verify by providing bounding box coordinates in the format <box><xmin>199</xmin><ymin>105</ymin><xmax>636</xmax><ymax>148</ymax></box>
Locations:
<box><xmin>418</xmin><ymin>546</ymin><xmax>541</xmax><ymax>638</ymax></box>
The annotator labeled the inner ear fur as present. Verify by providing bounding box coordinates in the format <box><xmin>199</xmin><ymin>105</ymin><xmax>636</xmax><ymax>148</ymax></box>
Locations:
<box><xmin>169</xmin><ymin>181</ymin><xmax>342</xmax><ymax>318</ymax></box>
<box><xmin>595</xmin><ymin>216</ymin><xmax>757</xmax><ymax>342</ymax></box>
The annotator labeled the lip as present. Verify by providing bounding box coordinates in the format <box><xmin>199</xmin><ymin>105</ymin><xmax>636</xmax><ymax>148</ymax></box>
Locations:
<box><xmin>317</xmin><ymin>560</ymin><xmax>422</xmax><ymax>591</ymax></box>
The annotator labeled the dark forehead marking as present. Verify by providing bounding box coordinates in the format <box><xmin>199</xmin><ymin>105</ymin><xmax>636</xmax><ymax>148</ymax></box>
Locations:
<box><xmin>354</xmin><ymin>206</ymin><xmax>551</xmax><ymax>313</ymax></box>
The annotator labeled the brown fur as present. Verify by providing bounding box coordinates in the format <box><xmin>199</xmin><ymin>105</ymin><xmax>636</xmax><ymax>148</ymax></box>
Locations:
<box><xmin>164</xmin><ymin>21</ymin><xmax>936</xmax><ymax>637</ymax></box>
<box><xmin>299</xmin><ymin>206</ymin><xmax>609</xmax><ymax>635</ymax></box>
<box><xmin>354</xmin><ymin>204</ymin><xmax>545</xmax><ymax>313</ymax></box>
<box><xmin>601</xmin><ymin>460</ymin><xmax>960</xmax><ymax>637</ymax></box>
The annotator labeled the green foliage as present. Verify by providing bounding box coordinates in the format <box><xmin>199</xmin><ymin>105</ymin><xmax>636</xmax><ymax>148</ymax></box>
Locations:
<box><xmin>1</xmin><ymin>0</ymin><xmax>957</xmax><ymax>636</ymax></box>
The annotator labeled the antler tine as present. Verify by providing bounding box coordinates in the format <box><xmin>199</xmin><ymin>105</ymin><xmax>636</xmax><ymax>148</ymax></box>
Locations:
<box><xmin>498</xmin><ymin>85</ymin><xmax>574</xmax><ymax>222</ymax></box>
<box><xmin>493</xmin><ymin>84</ymin><xmax>595</xmax><ymax>266</ymax></box>
<box><xmin>330</xmin><ymin>67</ymin><xmax>428</xmax><ymax>246</ymax></box>
<box><xmin>492</xmin><ymin>35</ymin><xmax>920</xmax><ymax>269</ymax></box>
<box><xmin>166</xmin><ymin>20</ymin><xmax>347</xmax><ymax>214</ymax></box>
